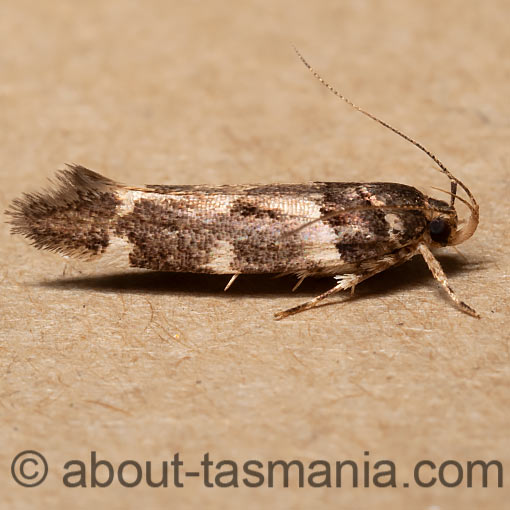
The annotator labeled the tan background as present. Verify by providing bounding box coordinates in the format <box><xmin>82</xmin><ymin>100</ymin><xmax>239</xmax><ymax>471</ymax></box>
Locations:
<box><xmin>1</xmin><ymin>1</ymin><xmax>509</xmax><ymax>508</ymax></box>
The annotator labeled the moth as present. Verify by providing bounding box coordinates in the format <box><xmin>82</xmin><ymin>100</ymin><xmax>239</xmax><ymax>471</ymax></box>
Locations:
<box><xmin>6</xmin><ymin>49</ymin><xmax>480</xmax><ymax>319</ymax></box>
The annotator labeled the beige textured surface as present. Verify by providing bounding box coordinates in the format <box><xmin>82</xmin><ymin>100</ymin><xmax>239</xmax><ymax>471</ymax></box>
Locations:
<box><xmin>1</xmin><ymin>1</ymin><xmax>509</xmax><ymax>508</ymax></box>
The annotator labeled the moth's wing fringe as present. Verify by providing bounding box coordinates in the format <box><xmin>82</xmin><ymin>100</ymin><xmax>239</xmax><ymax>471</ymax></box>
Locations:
<box><xmin>5</xmin><ymin>164</ymin><xmax>121</xmax><ymax>258</ymax></box>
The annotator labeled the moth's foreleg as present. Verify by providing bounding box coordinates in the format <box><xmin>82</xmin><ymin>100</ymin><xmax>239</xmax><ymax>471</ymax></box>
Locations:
<box><xmin>417</xmin><ymin>243</ymin><xmax>480</xmax><ymax>318</ymax></box>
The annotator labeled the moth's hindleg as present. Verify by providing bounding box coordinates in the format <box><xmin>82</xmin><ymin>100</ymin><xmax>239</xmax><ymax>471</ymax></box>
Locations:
<box><xmin>292</xmin><ymin>274</ymin><xmax>308</xmax><ymax>292</ymax></box>
<box><xmin>417</xmin><ymin>243</ymin><xmax>480</xmax><ymax>318</ymax></box>
<box><xmin>224</xmin><ymin>274</ymin><xmax>239</xmax><ymax>291</ymax></box>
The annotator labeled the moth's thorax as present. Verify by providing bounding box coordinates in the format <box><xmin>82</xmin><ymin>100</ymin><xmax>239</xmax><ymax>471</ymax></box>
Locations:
<box><xmin>424</xmin><ymin>197</ymin><xmax>458</xmax><ymax>247</ymax></box>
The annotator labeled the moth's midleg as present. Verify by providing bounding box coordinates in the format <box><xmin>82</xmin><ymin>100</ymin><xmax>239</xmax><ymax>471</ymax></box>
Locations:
<box><xmin>417</xmin><ymin>243</ymin><xmax>479</xmax><ymax>318</ymax></box>
<box><xmin>274</xmin><ymin>279</ymin><xmax>349</xmax><ymax>320</ymax></box>
<box><xmin>274</xmin><ymin>249</ymin><xmax>414</xmax><ymax>320</ymax></box>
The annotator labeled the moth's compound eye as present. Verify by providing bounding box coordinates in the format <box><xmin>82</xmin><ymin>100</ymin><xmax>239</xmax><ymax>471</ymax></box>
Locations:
<box><xmin>429</xmin><ymin>217</ymin><xmax>451</xmax><ymax>245</ymax></box>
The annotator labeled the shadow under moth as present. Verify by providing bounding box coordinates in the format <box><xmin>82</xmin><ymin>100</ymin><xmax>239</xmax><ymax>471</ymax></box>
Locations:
<box><xmin>6</xmin><ymin>49</ymin><xmax>480</xmax><ymax>320</ymax></box>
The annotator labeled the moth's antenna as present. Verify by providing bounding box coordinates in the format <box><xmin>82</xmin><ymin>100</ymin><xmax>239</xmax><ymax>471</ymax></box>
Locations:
<box><xmin>430</xmin><ymin>186</ymin><xmax>475</xmax><ymax>214</ymax></box>
<box><xmin>293</xmin><ymin>46</ymin><xmax>478</xmax><ymax>244</ymax></box>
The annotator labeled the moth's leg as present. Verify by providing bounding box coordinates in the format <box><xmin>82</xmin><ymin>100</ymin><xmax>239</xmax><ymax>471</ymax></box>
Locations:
<box><xmin>274</xmin><ymin>254</ymin><xmax>409</xmax><ymax>320</ymax></box>
<box><xmin>292</xmin><ymin>274</ymin><xmax>308</xmax><ymax>292</ymax></box>
<box><xmin>224</xmin><ymin>273</ymin><xmax>239</xmax><ymax>291</ymax></box>
<box><xmin>417</xmin><ymin>243</ymin><xmax>480</xmax><ymax>318</ymax></box>
<box><xmin>274</xmin><ymin>281</ymin><xmax>342</xmax><ymax>319</ymax></box>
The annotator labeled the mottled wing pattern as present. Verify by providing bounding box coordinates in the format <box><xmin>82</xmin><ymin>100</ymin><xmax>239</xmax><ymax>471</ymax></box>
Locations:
<box><xmin>113</xmin><ymin>183</ymin><xmax>331</xmax><ymax>274</ymax></box>
<box><xmin>113</xmin><ymin>181</ymin><xmax>428</xmax><ymax>275</ymax></box>
<box><xmin>7</xmin><ymin>166</ymin><xmax>429</xmax><ymax>276</ymax></box>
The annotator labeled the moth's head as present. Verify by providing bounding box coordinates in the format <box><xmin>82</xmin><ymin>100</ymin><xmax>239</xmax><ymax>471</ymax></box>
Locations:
<box><xmin>425</xmin><ymin>198</ymin><xmax>459</xmax><ymax>247</ymax></box>
<box><xmin>425</xmin><ymin>193</ymin><xmax>479</xmax><ymax>247</ymax></box>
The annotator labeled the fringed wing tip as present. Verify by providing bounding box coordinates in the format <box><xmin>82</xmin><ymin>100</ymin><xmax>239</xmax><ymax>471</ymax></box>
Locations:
<box><xmin>58</xmin><ymin>164</ymin><xmax>119</xmax><ymax>189</ymax></box>
<box><xmin>5</xmin><ymin>164</ymin><xmax>118</xmax><ymax>214</ymax></box>
<box><xmin>5</xmin><ymin>165</ymin><xmax>120</xmax><ymax>256</ymax></box>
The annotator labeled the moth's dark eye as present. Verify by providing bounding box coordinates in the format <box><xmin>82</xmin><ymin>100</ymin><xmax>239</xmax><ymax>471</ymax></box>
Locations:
<box><xmin>429</xmin><ymin>218</ymin><xmax>451</xmax><ymax>245</ymax></box>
